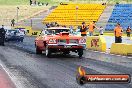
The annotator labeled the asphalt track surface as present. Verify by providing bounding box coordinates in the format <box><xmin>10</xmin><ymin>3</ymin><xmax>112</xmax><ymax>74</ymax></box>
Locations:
<box><xmin>0</xmin><ymin>36</ymin><xmax>132</xmax><ymax>88</ymax></box>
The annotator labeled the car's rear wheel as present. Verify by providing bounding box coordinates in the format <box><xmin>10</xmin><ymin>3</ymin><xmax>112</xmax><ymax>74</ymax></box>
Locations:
<box><xmin>78</xmin><ymin>49</ymin><xmax>83</xmax><ymax>58</ymax></box>
<box><xmin>46</xmin><ymin>46</ymin><xmax>51</xmax><ymax>57</ymax></box>
<box><xmin>36</xmin><ymin>46</ymin><xmax>42</xmax><ymax>54</ymax></box>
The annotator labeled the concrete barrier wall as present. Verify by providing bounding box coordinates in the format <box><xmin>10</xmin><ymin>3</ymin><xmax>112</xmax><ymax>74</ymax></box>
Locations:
<box><xmin>27</xmin><ymin>30</ymin><xmax>41</xmax><ymax>36</ymax></box>
<box><xmin>130</xmin><ymin>37</ymin><xmax>132</xmax><ymax>40</ymax></box>
<box><xmin>86</xmin><ymin>36</ymin><xmax>106</xmax><ymax>52</ymax></box>
<box><xmin>110</xmin><ymin>43</ymin><xmax>132</xmax><ymax>56</ymax></box>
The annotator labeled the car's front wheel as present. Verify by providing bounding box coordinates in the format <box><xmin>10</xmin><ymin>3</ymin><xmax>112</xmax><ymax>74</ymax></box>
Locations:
<box><xmin>36</xmin><ymin>46</ymin><xmax>42</xmax><ymax>54</ymax></box>
<box><xmin>78</xmin><ymin>49</ymin><xmax>83</xmax><ymax>58</ymax></box>
<box><xmin>46</xmin><ymin>46</ymin><xmax>51</xmax><ymax>58</ymax></box>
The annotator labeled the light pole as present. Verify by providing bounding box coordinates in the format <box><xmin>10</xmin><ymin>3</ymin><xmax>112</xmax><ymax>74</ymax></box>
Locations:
<box><xmin>76</xmin><ymin>6</ymin><xmax>78</xmax><ymax>26</ymax></box>
<box><xmin>16</xmin><ymin>7</ymin><xmax>19</xmax><ymax>23</ymax></box>
<box><xmin>31</xmin><ymin>19</ymin><xmax>33</xmax><ymax>27</ymax></box>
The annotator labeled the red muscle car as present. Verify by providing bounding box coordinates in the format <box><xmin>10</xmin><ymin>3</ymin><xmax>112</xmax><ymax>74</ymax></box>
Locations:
<box><xmin>35</xmin><ymin>27</ymin><xmax>86</xmax><ymax>58</ymax></box>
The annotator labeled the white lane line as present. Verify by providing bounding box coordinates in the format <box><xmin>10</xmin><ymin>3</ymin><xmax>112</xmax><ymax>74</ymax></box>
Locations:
<box><xmin>0</xmin><ymin>63</ymin><xmax>20</xmax><ymax>88</ymax></box>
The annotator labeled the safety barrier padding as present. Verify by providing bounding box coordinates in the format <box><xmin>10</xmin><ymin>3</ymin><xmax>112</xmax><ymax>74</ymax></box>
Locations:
<box><xmin>110</xmin><ymin>43</ymin><xmax>132</xmax><ymax>56</ymax></box>
<box><xmin>86</xmin><ymin>36</ymin><xmax>106</xmax><ymax>52</ymax></box>
<box><xmin>29</xmin><ymin>30</ymin><xmax>41</xmax><ymax>36</ymax></box>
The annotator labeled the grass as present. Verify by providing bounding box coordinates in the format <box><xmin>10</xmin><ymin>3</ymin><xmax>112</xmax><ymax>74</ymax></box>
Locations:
<box><xmin>0</xmin><ymin>5</ymin><xmax>50</xmax><ymax>26</ymax></box>
<box><xmin>0</xmin><ymin>0</ymin><xmax>54</xmax><ymax>5</ymax></box>
<box><xmin>0</xmin><ymin>0</ymin><xmax>29</xmax><ymax>5</ymax></box>
<box><xmin>0</xmin><ymin>0</ymin><xmax>131</xmax><ymax>5</ymax></box>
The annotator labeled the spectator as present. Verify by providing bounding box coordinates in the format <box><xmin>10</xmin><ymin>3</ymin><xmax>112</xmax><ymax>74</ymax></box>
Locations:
<box><xmin>53</xmin><ymin>22</ymin><xmax>57</xmax><ymax>27</ymax></box>
<box><xmin>69</xmin><ymin>26</ymin><xmax>74</xmax><ymax>34</ymax></box>
<box><xmin>80</xmin><ymin>22</ymin><xmax>87</xmax><ymax>50</ymax></box>
<box><xmin>38</xmin><ymin>2</ymin><xmax>40</xmax><ymax>6</ymax></box>
<box><xmin>57</xmin><ymin>24</ymin><xmax>59</xmax><ymax>27</ymax></box>
<box><xmin>42</xmin><ymin>3</ymin><xmax>44</xmax><ymax>5</ymax></box>
<box><xmin>114</xmin><ymin>23</ymin><xmax>123</xmax><ymax>43</ymax></box>
<box><xmin>34</xmin><ymin>0</ymin><xmax>37</xmax><ymax>5</ymax></box>
<box><xmin>11</xmin><ymin>19</ymin><xmax>15</xmax><ymax>27</ymax></box>
<box><xmin>0</xmin><ymin>25</ymin><xmax>6</xmax><ymax>46</ymax></box>
<box><xmin>46</xmin><ymin>23</ymin><xmax>50</xmax><ymax>28</ymax></box>
<box><xmin>50</xmin><ymin>22</ymin><xmax>54</xmax><ymax>27</ymax></box>
<box><xmin>88</xmin><ymin>21</ymin><xmax>96</xmax><ymax>36</ymax></box>
<box><xmin>30</xmin><ymin>0</ymin><xmax>32</xmax><ymax>5</ymax></box>
<box><xmin>126</xmin><ymin>26</ymin><xmax>131</xmax><ymax>37</ymax></box>
<box><xmin>46</xmin><ymin>3</ymin><xmax>49</xmax><ymax>6</ymax></box>
<box><xmin>62</xmin><ymin>25</ymin><xmax>66</xmax><ymax>28</ymax></box>
<box><xmin>99</xmin><ymin>26</ymin><xmax>104</xmax><ymax>35</ymax></box>
<box><xmin>60</xmin><ymin>2</ymin><xmax>63</xmax><ymax>5</ymax></box>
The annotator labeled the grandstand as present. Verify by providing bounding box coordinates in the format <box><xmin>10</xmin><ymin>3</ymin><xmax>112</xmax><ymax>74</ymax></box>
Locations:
<box><xmin>43</xmin><ymin>4</ymin><xmax>106</xmax><ymax>26</ymax></box>
<box><xmin>106</xmin><ymin>4</ymin><xmax>132</xmax><ymax>31</ymax></box>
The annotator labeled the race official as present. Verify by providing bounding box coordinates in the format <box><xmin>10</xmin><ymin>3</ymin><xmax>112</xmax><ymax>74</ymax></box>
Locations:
<box><xmin>126</xmin><ymin>26</ymin><xmax>131</xmax><ymax>37</ymax></box>
<box><xmin>0</xmin><ymin>25</ymin><xmax>6</xmax><ymax>46</ymax></box>
<box><xmin>114</xmin><ymin>23</ymin><xmax>123</xmax><ymax>43</ymax></box>
<box><xmin>89</xmin><ymin>21</ymin><xmax>96</xmax><ymax>36</ymax></box>
<box><xmin>80</xmin><ymin>22</ymin><xmax>87</xmax><ymax>37</ymax></box>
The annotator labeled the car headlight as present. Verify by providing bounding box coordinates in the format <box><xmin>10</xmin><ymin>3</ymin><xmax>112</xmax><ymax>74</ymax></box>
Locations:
<box><xmin>48</xmin><ymin>39</ymin><xmax>57</xmax><ymax>44</ymax></box>
<box><xmin>79</xmin><ymin>38</ymin><xmax>86</xmax><ymax>44</ymax></box>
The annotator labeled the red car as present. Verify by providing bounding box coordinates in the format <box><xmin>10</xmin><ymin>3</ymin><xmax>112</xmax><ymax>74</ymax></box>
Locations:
<box><xmin>35</xmin><ymin>27</ymin><xmax>86</xmax><ymax>58</ymax></box>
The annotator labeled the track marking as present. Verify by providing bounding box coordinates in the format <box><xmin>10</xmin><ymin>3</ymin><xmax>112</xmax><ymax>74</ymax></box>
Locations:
<box><xmin>0</xmin><ymin>63</ymin><xmax>21</xmax><ymax>88</ymax></box>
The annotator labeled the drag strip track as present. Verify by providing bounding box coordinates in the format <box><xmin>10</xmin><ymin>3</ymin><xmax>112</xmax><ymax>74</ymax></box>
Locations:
<box><xmin>0</xmin><ymin>36</ymin><xmax>132</xmax><ymax>88</ymax></box>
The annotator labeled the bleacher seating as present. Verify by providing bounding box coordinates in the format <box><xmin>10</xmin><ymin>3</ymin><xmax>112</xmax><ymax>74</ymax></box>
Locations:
<box><xmin>43</xmin><ymin>4</ymin><xmax>106</xmax><ymax>27</ymax></box>
<box><xmin>106</xmin><ymin>4</ymin><xmax>132</xmax><ymax>31</ymax></box>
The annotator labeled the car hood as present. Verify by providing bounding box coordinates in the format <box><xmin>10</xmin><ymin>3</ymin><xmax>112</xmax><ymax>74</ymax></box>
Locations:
<box><xmin>46</xmin><ymin>34</ymin><xmax>83</xmax><ymax>40</ymax></box>
<box><xmin>35</xmin><ymin>34</ymin><xmax>83</xmax><ymax>41</ymax></box>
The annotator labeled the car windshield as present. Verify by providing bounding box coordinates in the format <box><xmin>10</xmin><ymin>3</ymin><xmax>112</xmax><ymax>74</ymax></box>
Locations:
<box><xmin>46</xmin><ymin>29</ymin><xmax>70</xmax><ymax>35</ymax></box>
<box><xmin>8</xmin><ymin>30</ymin><xmax>19</xmax><ymax>33</ymax></box>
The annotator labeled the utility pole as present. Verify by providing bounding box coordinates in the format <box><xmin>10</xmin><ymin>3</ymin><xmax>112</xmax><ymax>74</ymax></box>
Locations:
<box><xmin>31</xmin><ymin>19</ymin><xmax>33</xmax><ymax>27</ymax></box>
<box><xmin>16</xmin><ymin>7</ymin><xmax>19</xmax><ymax>23</ymax></box>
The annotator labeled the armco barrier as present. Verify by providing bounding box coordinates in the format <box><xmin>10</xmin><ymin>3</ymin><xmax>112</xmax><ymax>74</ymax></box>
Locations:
<box><xmin>110</xmin><ymin>43</ymin><xmax>132</xmax><ymax>56</ymax></box>
<box><xmin>86</xmin><ymin>36</ymin><xmax>106</xmax><ymax>52</ymax></box>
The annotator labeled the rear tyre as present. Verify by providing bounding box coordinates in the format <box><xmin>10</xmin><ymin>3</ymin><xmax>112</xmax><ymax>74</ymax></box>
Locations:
<box><xmin>78</xmin><ymin>49</ymin><xmax>83</xmax><ymax>58</ymax></box>
<box><xmin>46</xmin><ymin>46</ymin><xmax>51</xmax><ymax>58</ymax></box>
<box><xmin>36</xmin><ymin>46</ymin><xmax>42</xmax><ymax>54</ymax></box>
